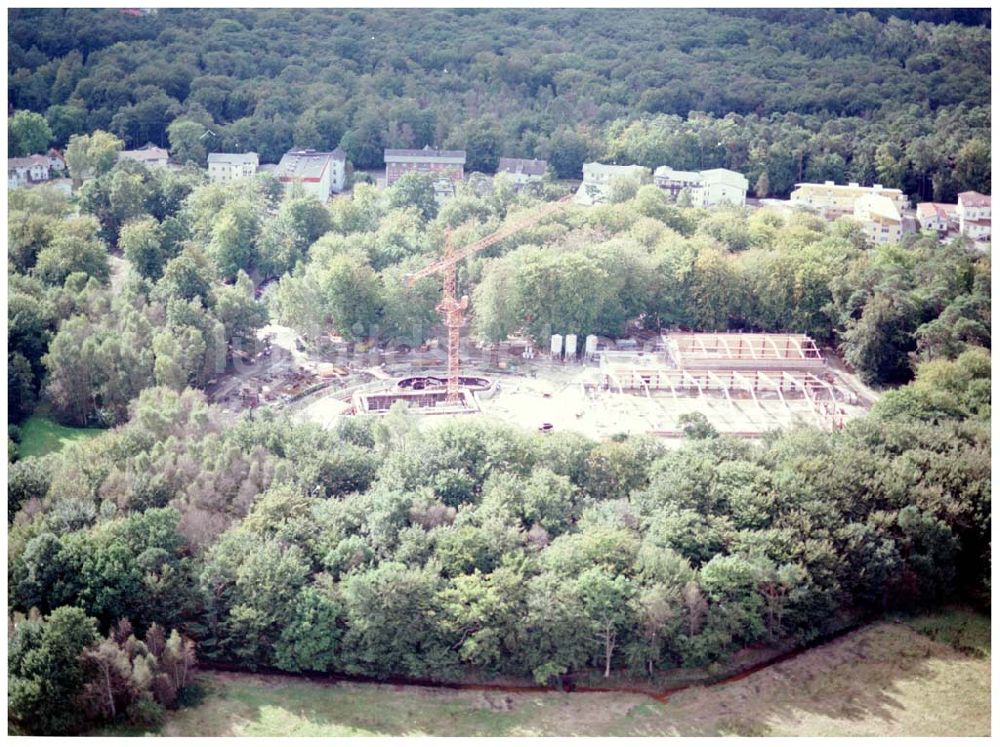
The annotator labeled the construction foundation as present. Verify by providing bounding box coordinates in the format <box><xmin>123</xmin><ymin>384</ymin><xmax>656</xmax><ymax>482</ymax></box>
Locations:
<box><xmin>601</xmin><ymin>335</ymin><xmax>859</xmax><ymax>430</ymax></box>
<box><xmin>353</xmin><ymin>387</ymin><xmax>481</xmax><ymax>414</ymax></box>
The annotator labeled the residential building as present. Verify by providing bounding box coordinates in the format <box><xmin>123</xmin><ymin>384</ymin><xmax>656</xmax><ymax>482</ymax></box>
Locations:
<box><xmin>275</xmin><ymin>149</ymin><xmax>347</xmax><ymax>202</ymax></box>
<box><xmin>957</xmin><ymin>191</ymin><xmax>991</xmax><ymax>241</ymax></box>
<box><xmin>699</xmin><ymin>168</ymin><xmax>749</xmax><ymax>207</ymax></box>
<box><xmin>8</xmin><ymin>155</ymin><xmax>50</xmax><ymax>188</ymax></box>
<box><xmin>47</xmin><ymin>148</ymin><xmax>66</xmax><ymax>173</ymax></box>
<box><xmin>432</xmin><ymin>176</ymin><xmax>458</xmax><ymax>204</ymax></box>
<box><xmin>853</xmin><ymin>192</ymin><xmax>902</xmax><ymax>245</ymax></box>
<box><xmin>915</xmin><ymin>202</ymin><xmax>958</xmax><ymax>233</ymax></box>
<box><xmin>574</xmin><ymin>162</ymin><xmax>649</xmax><ymax>205</ymax></box>
<box><xmin>118</xmin><ymin>143</ymin><xmax>170</xmax><ymax>168</ymax></box>
<box><xmin>328</xmin><ymin>149</ymin><xmax>347</xmax><ymax>193</ymax></box>
<box><xmin>497</xmin><ymin>157</ymin><xmax>547</xmax><ymax>189</ymax></box>
<box><xmin>207</xmin><ymin>152</ymin><xmax>260</xmax><ymax>183</ymax></box>
<box><xmin>653</xmin><ymin>167</ymin><xmax>702</xmax><ymax>200</ymax></box>
<box><xmin>384</xmin><ymin>146</ymin><xmax>466</xmax><ymax>187</ymax></box>
<box><xmin>654</xmin><ymin>166</ymin><xmax>748</xmax><ymax>207</ymax></box>
<box><xmin>790</xmin><ymin>181</ymin><xmax>907</xmax><ymax>219</ymax></box>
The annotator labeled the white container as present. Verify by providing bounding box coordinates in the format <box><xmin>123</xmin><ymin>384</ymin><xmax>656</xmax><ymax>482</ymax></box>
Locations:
<box><xmin>585</xmin><ymin>334</ymin><xmax>599</xmax><ymax>357</ymax></box>
<box><xmin>550</xmin><ymin>334</ymin><xmax>563</xmax><ymax>357</ymax></box>
<box><xmin>564</xmin><ymin>334</ymin><xmax>578</xmax><ymax>358</ymax></box>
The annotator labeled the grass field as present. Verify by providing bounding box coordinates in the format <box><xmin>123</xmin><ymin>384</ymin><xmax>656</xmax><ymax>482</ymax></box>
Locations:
<box><xmin>134</xmin><ymin>609</ymin><xmax>989</xmax><ymax>737</ymax></box>
<box><xmin>15</xmin><ymin>414</ymin><xmax>104</xmax><ymax>458</ymax></box>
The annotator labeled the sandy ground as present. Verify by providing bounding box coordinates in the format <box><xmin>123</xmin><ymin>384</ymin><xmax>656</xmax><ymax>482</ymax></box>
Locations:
<box><xmin>292</xmin><ymin>360</ymin><xmax>869</xmax><ymax>443</ymax></box>
<box><xmin>474</xmin><ymin>368</ymin><xmax>867</xmax><ymax>439</ymax></box>
<box><xmin>296</xmin><ymin>396</ymin><xmax>352</xmax><ymax>428</ymax></box>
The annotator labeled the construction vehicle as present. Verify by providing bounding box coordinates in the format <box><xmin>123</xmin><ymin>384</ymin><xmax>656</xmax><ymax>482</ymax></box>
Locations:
<box><xmin>405</xmin><ymin>195</ymin><xmax>572</xmax><ymax>403</ymax></box>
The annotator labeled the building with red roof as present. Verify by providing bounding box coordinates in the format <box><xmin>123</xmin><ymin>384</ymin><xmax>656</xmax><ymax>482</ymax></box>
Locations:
<box><xmin>957</xmin><ymin>191</ymin><xmax>991</xmax><ymax>241</ymax></box>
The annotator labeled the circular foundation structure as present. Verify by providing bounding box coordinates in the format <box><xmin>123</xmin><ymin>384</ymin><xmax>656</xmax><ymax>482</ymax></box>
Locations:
<box><xmin>354</xmin><ymin>374</ymin><xmax>495</xmax><ymax>414</ymax></box>
<box><xmin>397</xmin><ymin>375</ymin><xmax>492</xmax><ymax>392</ymax></box>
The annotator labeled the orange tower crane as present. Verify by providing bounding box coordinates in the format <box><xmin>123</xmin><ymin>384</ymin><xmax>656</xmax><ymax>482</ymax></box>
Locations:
<box><xmin>405</xmin><ymin>195</ymin><xmax>572</xmax><ymax>403</ymax></box>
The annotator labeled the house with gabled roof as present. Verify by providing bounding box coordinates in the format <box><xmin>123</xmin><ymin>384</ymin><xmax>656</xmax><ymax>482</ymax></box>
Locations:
<box><xmin>47</xmin><ymin>148</ymin><xmax>66</xmax><ymax>173</ymax></box>
<box><xmin>915</xmin><ymin>202</ymin><xmax>958</xmax><ymax>234</ymax></box>
<box><xmin>8</xmin><ymin>155</ymin><xmax>50</xmax><ymax>188</ymax></box>
<box><xmin>790</xmin><ymin>181</ymin><xmax>907</xmax><ymax>220</ymax></box>
<box><xmin>118</xmin><ymin>143</ymin><xmax>170</xmax><ymax>168</ymax></box>
<box><xmin>574</xmin><ymin>163</ymin><xmax>649</xmax><ymax>205</ymax></box>
<box><xmin>497</xmin><ymin>157</ymin><xmax>547</xmax><ymax>189</ymax></box>
<box><xmin>854</xmin><ymin>192</ymin><xmax>902</xmax><ymax>245</ymax></box>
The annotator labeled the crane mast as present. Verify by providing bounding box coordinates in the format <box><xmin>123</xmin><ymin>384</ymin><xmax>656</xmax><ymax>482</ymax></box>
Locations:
<box><xmin>406</xmin><ymin>195</ymin><xmax>571</xmax><ymax>403</ymax></box>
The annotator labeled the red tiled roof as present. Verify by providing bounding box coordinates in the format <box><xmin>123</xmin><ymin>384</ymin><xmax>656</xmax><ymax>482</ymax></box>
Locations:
<box><xmin>958</xmin><ymin>191</ymin><xmax>991</xmax><ymax>208</ymax></box>
<box><xmin>916</xmin><ymin>202</ymin><xmax>957</xmax><ymax>221</ymax></box>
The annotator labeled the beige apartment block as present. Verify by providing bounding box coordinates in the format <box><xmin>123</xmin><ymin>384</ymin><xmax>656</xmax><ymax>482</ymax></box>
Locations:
<box><xmin>790</xmin><ymin>181</ymin><xmax>907</xmax><ymax>219</ymax></box>
<box><xmin>854</xmin><ymin>192</ymin><xmax>903</xmax><ymax>244</ymax></box>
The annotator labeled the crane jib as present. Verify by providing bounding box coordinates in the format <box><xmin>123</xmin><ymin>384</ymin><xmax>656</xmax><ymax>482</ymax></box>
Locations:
<box><xmin>404</xmin><ymin>196</ymin><xmax>570</xmax><ymax>402</ymax></box>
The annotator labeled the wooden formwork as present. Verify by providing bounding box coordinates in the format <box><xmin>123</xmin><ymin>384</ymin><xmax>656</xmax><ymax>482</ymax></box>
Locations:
<box><xmin>604</xmin><ymin>368</ymin><xmax>852</xmax><ymax>399</ymax></box>
<box><xmin>353</xmin><ymin>388</ymin><xmax>480</xmax><ymax>414</ymax></box>
<box><xmin>599</xmin><ymin>360</ymin><xmax>857</xmax><ymax>430</ymax></box>
<box><xmin>664</xmin><ymin>332</ymin><xmax>825</xmax><ymax>370</ymax></box>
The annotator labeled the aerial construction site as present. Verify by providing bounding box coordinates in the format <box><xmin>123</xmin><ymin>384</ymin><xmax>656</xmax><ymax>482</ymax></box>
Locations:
<box><xmin>208</xmin><ymin>194</ymin><xmax>874</xmax><ymax>441</ymax></box>
<box><xmin>283</xmin><ymin>330</ymin><xmax>871</xmax><ymax>440</ymax></box>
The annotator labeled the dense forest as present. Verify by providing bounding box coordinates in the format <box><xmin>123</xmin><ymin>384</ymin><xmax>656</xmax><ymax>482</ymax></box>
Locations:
<box><xmin>7</xmin><ymin>8</ymin><xmax>991</xmax><ymax>200</ymax></box>
<box><xmin>7</xmin><ymin>7</ymin><xmax>992</xmax><ymax>736</ymax></box>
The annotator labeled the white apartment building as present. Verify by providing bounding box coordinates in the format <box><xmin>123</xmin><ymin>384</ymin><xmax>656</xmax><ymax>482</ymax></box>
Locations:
<box><xmin>957</xmin><ymin>191</ymin><xmax>991</xmax><ymax>241</ymax></box>
<box><xmin>275</xmin><ymin>149</ymin><xmax>348</xmax><ymax>202</ymax></box>
<box><xmin>207</xmin><ymin>152</ymin><xmax>259</xmax><ymax>183</ymax></box>
<box><xmin>854</xmin><ymin>192</ymin><xmax>902</xmax><ymax>245</ymax></box>
<box><xmin>791</xmin><ymin>181</ymin><xmax>908</xmax><ymax>219</ymax></box>
<box><xmin>575</xmin><ymin>162</ymin><xmax>649</xmax><ymax>205</ymax></box>
<box><xmin>654</xmin><ymin>166</ymin><xmax>748</xmax><ymax>207</ymax></box>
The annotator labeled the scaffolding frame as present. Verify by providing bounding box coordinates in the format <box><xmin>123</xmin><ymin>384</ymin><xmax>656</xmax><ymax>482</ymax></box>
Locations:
<box><xmin>599</xmin><ymin>362</ymin><xmax>853</xmax><ymax>430</ymax></box>
<box><xmin>664</xmin><ymin>332</ymin><xmax>826</xmax><ymax>371</ymax></box>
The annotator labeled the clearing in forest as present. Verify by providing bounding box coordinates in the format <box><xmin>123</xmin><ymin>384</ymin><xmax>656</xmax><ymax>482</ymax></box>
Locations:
<box><xmin>15</xmin><ymin>414</ymin><xmax>105</xmax><ymax>458</ymax></box>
